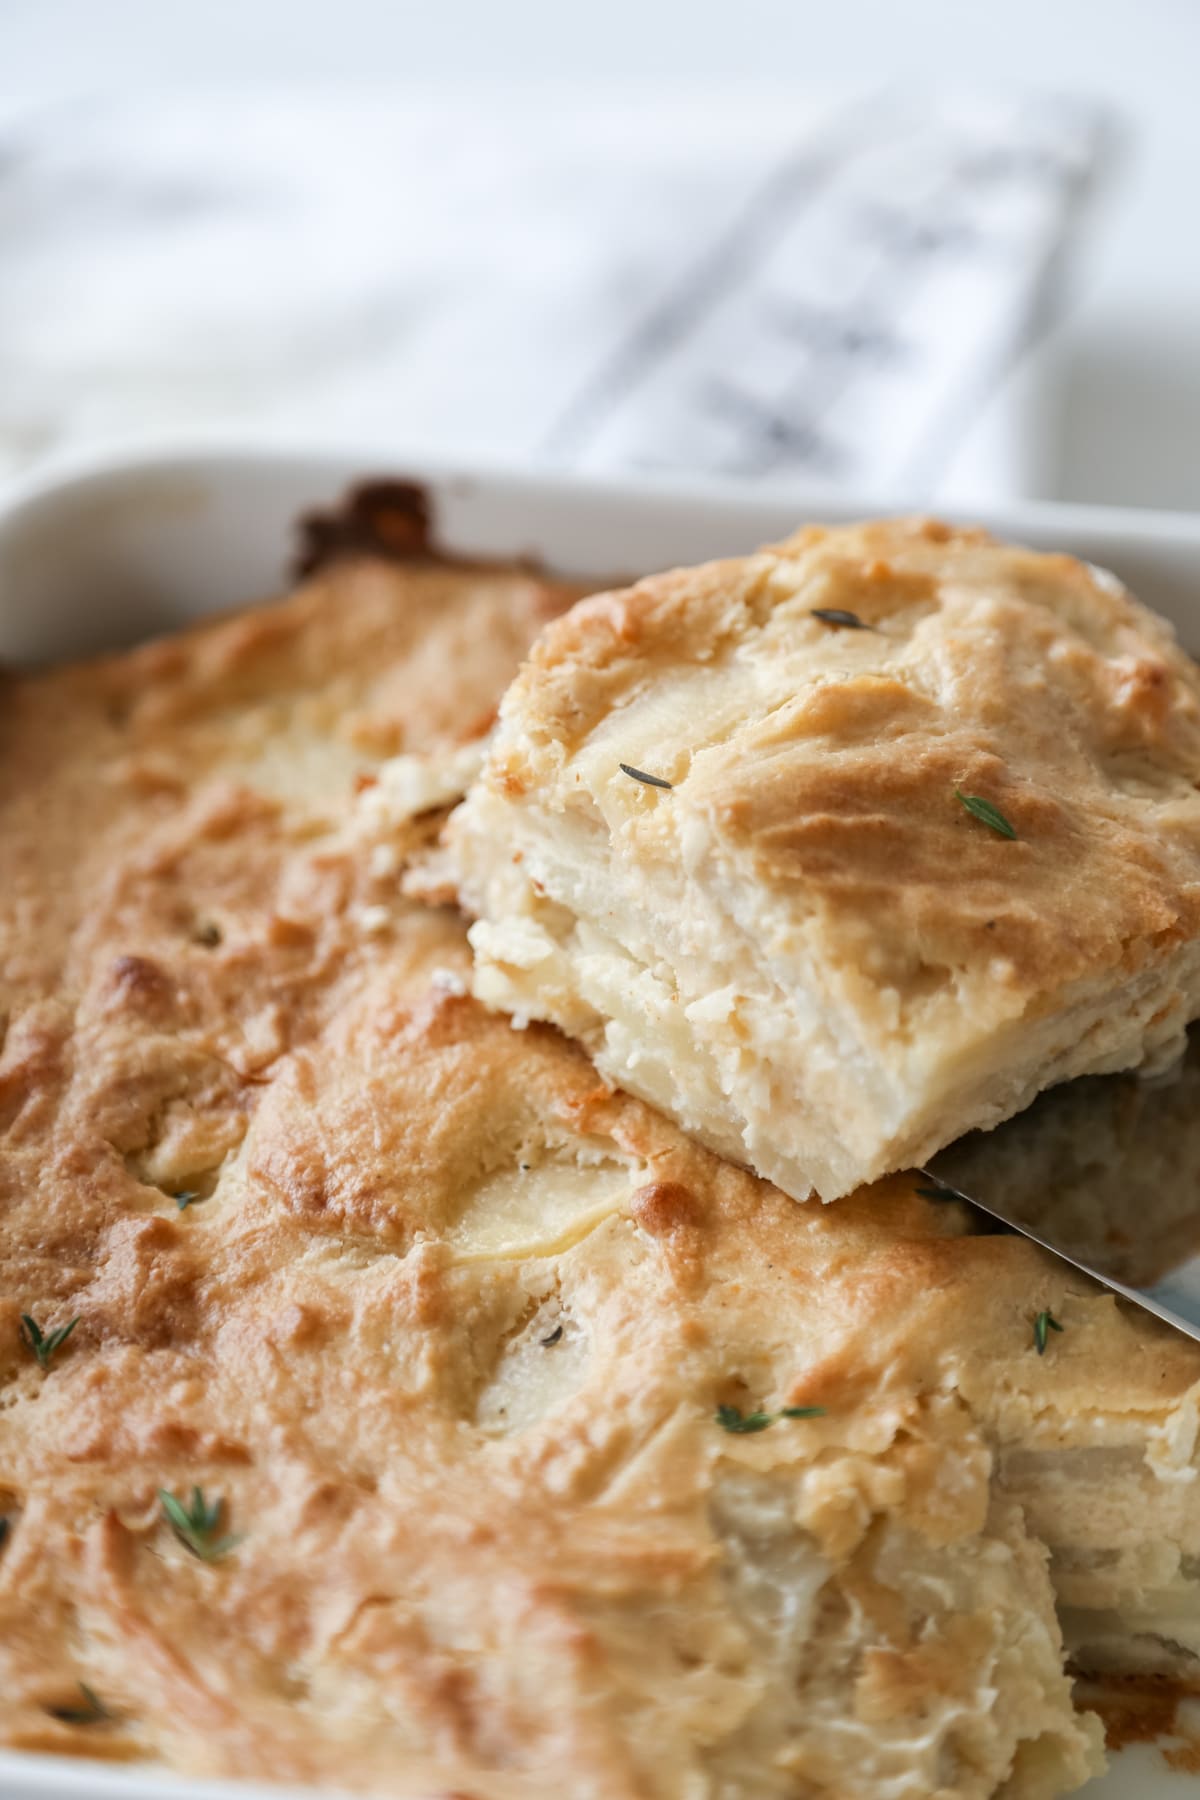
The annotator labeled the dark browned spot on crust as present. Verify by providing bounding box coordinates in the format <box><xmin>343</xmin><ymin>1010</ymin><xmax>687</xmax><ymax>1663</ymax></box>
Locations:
<box><xmin>102</xmin><ymin>955</ymin><xmax>180</xmax><ymax>1021</ymax></box>
<box><xmin>265</xmin><ymin>914</ymin><xmax>315</xmax><ymax>950</ymax></box>
<box><xmin>140</xmin><ymin>1420</ymin><xmax>251</xmax><ymax>1465</ymax></box>
<box><xmin>294</xmin><ymin>479</ymin><xmax>435</xmax><ymax>578</ymax></box>
<box><xmin>630</xmin><ymin>1181</ymin><xmax>699</xmax><ymax>1236</ymax></box>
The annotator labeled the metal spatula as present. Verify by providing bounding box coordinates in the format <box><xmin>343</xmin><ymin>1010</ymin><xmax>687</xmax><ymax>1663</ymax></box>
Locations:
<box><xmin>924</xmin><ymin>1024</ymin><xmax>1200</xmax><ymax>1342</ymax></box>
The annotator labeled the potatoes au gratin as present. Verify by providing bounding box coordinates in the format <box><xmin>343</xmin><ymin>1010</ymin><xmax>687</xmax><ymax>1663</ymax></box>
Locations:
<box><xmin>2</xmin><ymin>501</ymin><xmax>1200</xmax><ymax>1799</ymax></box>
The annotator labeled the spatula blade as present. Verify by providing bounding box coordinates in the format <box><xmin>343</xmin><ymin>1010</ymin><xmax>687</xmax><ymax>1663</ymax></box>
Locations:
<box><xmin>925</xmin><ymin>1027</ymin><xmax>1200</xmax><ymax>1344</ymax></box>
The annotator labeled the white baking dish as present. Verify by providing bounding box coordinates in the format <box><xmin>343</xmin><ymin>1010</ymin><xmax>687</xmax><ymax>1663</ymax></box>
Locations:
<box><xmin>1</xmin><ymin>445</ymin><xmax>1198</xmax><ymax>1800</ymax></box>
<box><xmin>5</xmin><ymin>443</ymin><xmax>1200</xmax><ymax>666</ymax></box>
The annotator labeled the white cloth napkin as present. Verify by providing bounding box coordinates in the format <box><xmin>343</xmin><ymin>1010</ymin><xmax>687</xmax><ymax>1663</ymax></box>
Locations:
<box><xmin>0</xmin><ymin>88</ymin><xmax>1104</xmax><ymax>498</ymax></box>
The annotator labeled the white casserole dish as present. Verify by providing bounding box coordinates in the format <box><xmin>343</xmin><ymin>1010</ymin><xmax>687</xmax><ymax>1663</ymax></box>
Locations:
<box><xmin>1</xmin><ymin>445</ymin><xmax>1198</xmax><ymax>1800</ymax></box>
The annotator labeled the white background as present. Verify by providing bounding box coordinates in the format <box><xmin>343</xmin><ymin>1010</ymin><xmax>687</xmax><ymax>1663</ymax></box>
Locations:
<box><xmin>3</xmin><ymin>0</ymin><xmax>1199</xmax><ymax>511</ymax></box>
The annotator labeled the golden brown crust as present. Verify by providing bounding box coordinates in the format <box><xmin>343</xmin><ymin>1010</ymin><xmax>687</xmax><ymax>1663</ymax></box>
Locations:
<box><xmin>0</xmin><ymin>537</ymin><xmax>1196</xmax><ymax>1796</ymax></box>
<box><xmin>452</xmin><ymin>517</ymin><xmax>1200</xmax><ymax>1198</ymax></box>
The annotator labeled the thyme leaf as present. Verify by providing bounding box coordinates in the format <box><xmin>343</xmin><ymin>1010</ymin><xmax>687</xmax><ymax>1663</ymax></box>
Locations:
<box><xmin>20</xmin><ymin>1313</ymin><xmax>79</xmax><ymax>1371</ymax></box>
<box><xmin>540</xmin><ymin>1325</ymin><xmax>564</xmax><ymax>1347</ymax></box>
<box><xmin>811</xmin><ymin>607</ymin><xmax>875</xmax><ymax>631</ymax></box>
<box><xmin>47</xmin><ymin>1683</ymin><xmax>112</xmax><ymax>1726</ymax></box>
<box><xmin>159</xmin><ymin>1486</ymin><xmax>241</xmax><ymax>1563</ymax></box>
<box><xmin>955</xmin><ymin>790</ymin><xmax>1017</xmax><ymax>839</ymax></box>
<box><xmin>173</xmin><ymin>1191</ymin><xmax>201</xmax><ymax>1211</ymax></box>
<box><xmin>1034</xmin><ymin>1310</ymin><xmax>1064</xmax><ymax>1355</ymax></box>
<box><xmin>716</xmin><ymin>1402</ymin><xmax>827</xmax><ymax>1434</ymax></box>
<box><xmin>619</xmin><ymin>763</ymin><xmax>672</xmax><ymax>790</ymax></box>
<box><xmin>716</xmin><ymin>1405</ymin><xmax>774</xmax><ymax>1434</ymax></box>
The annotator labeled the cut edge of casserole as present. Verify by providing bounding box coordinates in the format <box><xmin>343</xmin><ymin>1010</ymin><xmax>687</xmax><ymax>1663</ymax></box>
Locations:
<box><xmin>449</xmin><ymin>516</ymin><xmax>1200</xmax><ymax>1201</ymax></box>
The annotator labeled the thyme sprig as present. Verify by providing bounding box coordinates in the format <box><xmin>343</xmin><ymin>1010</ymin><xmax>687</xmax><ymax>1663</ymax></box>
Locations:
<box><xmin>716</xmin><ymin>1402</ymin><xmax>827</xmax><ymax>1434</ymax></box>
<box><xmin>20</xmin><ymin>1314</ymin><xmax>79</xmax><ymax>1371</ymax></box>
<box><xmin>159</xmin><ymin>1487</ymin><xmax>241</xmax><ymax>1563</ymax></box>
